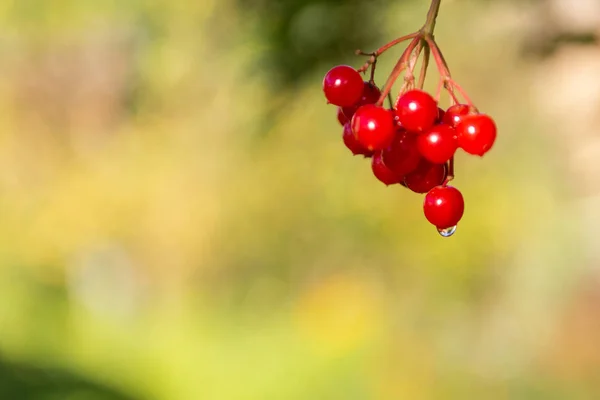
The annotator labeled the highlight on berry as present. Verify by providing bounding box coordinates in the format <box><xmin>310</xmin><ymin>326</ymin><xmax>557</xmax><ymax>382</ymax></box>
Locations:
<box><xmin>321</xmin><ymin>0</ymin><xmax>497</xmax><ymax>237</ymax></box>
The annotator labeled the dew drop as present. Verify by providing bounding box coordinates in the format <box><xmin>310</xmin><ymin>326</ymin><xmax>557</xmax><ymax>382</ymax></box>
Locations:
<box><xmin>437</xmin><ymin>225</ymin><xmax>457</xmax><ymax>237</ymax></box>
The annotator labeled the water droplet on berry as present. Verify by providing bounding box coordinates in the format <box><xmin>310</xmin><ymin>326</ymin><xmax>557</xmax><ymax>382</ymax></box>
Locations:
<box><xmin>437</xmin><ymin>225</ymin><xmax>457</xmax><ymax>237</ymax></box>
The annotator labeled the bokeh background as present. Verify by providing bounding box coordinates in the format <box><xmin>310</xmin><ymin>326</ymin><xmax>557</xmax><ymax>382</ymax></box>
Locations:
<box><xmin>0</xmin><ymin>0</ymin><xmax>599</xmax><ymax>398</ymax></box>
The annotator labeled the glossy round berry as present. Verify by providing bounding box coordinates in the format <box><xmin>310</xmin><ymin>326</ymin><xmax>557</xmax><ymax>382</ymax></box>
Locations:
<box><xmin>351</xmin><ymin>105</ymin><xmax>396</xmax><ymax>151</ymax></box>
<box><xmin>342</xmin><ymin>82</ymin><xmax>381</xmax><ymax>120</ymax></box>
<box><xmin>416</xmin><ymin>124</ymin><xmax>458</xmax><ymax>164</ymax></box>
<box><xmin>443</xmin><ymin>104</ymin><xmax>474</xmax><ymax>128</ymax></box>
<box><xmin>323</xmin><ymin>65</ymin><xmax>364</xmax><ymax>107</ymax></box>
<box><xmin>423</xmin><ymin>185</ymin><xmax>464</xmax><ymax>229</ymax></box>
<box><xmin>381</xmin><ymin>130</ymin><xmax>421</xmax><ymax>177</ymax></box>
<box><xmin>360</xmin><ymin>82</ymin><xmax>382</xmax><ymax>103</ymax></box>
<box><xmin>371</xmin><ymin>152</ymin><xmax>402</xmax><ymax>186</ymax></box>
<box><xmin>404</xmin><ymin>160</ymin><xmax>447</xmax><ymax>194</ymax></box>
<box><xmin>436</xmin><ymin>107</ymin><xmax>446</xmax><ymax>124</ymax></box>
<box><xmin>456</xmin><ymin>114</ymin><xmax>497</xmax><ymax>156</ymax></box>
<box><xmin>342</xmin><ymin>123</ymin><xmax>373</xmax><ymax>157</ymax></box>
<box><xmin>337</xmin><ymin>107</ymin><xmax>349</xmax><ymax>126</ymax></box>
<box><xmin>394</xmin><ymin>89</ymin><xmax>438</xmax><ymax>133</ymax></box>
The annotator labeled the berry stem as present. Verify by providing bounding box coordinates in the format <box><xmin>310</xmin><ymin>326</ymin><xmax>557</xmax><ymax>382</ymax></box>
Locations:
<box><xmin>369</xmin><ymin>58</ymin><xmax>377</xmax><ymax>83</ymax></box>
<box><xmin>414</xmin><ymin>0</ymin><xmax>440</xmax><ymax>93</ymax></box>
<box><xmin>407</xmin><ymin>41</ymin><xmax>423</xmax><ymax>84</ymax></box>
<box><xmin>447</xmin><ymin>78</ymin><xmax>474</xmax><ymax>106</ymax></box>
<box><xmin>434</xmin><ymin>74</ymin><xmax>444</xmax><ymax>102</ymax></box>
<box><xmin>375</xmin><ymin>36</ymin><xmax>420</xmax><ymax>107</ymax></box>
<box><xmin>424</xmin><ymin>36</ymin><xmax>474</xmax><ymax>106</ymax></box>
<box><xmin>445</xmin><ymin>80</ymin><xmax>460</xmax><ymax>105</ymax></box>
<box><xmin>424</xmin><ymin>36</ymin><xmax>450</xmax><ymax>79</ymax></box>
<box><xmin>445</xmin><ymin>156</ymin><xmax>455</xmax><ymax>184</ymax></box>
<box><xmin>421</xmin><ymin>0</ymin><xmax>442</xmax><ymax>37</ymax></box>
<box><xmin>357</xmin><ymin>32</ymin><xmax>419</xmax><ymax>59</ymax></box>
<box><xmin>417</xmin><ymin>42</ymin><xmax>430</xmax><ymax>90</ymax></box>
<box><xmin>394</xmin><ymin>41</ymin><xmax>423</xmax><ymax>105</ymax></box>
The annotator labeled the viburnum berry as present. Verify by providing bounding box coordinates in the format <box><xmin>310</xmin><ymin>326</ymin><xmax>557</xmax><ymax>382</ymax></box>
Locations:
<box><xmin>323</xmin><ymin>65</ymin><xmax>364</xmax><ymax>107</ymax></box>
<box><xmin>404</xmin><ymin>160</ymin><xmax>447</xmax><ymax>194</ymax></box>
<box><xmin>381</xmin><ymin>130</ymin><xmax>421</xmax><ymax>177</ymax></box>
<box><xmin>371</xmin><ymin>152</ymin><xmax>402</xmax><ymax>186</ymax></box>
<box><xmin>436</xmin><ymin>107</ymin><xmax>446</xmax><ymax>124</ymax></box>
<box><xmin>416</xmin><ymin>124</ymin><xmax>458</xmax><ymax>164</ymax></box>
<box><xmin>342</xmin><ymin>123</ymin><xmax>373</xmax><ymax>157</ymax></box>
<box><xmin>423</xmin><ymin>185</ymin><xmax>464</xmax><ymax>229</ymax></box>
<box><xmin>342</xmin><ymin>82</ymin><xmax>381</xmax><ymax>120</ymax></box>
<box><xmin>395</xmin><ymin>89</ymin><xmax>438</xmax><ymax>133</ymax></box>
<box><xmin>443</xmin><ymin>104</ymin><xmax>475</xmax><ymax>128</ymax></box>
<box><xmin>351</xmin><ymin>105</ymin><xmax>396</xmax><ymax>151</ymax></box>
<box><xmin>455</xmin><ymin>114</ymin><xmax>497</xmax><ymax>156</ymax></box>
<box><xmin>337</xmin><ymin>107</ymin><xmax>349</xmax><ymax>126</ymax></box>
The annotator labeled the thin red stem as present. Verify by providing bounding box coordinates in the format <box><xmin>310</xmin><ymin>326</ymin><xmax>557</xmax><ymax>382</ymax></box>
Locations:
<box><xmin>356</xmin><ymin>32</ymin><xmax>419</xmax><ymax>74</ymax></box>
<box><xmin>359</xmin><ymin>32</ymin><xmax>419</xmax><ymax>58</ymax></box>
<box><xmin>369</xmin><ymin>59</ymin><xmax>377</xmax><ymax>83</ymax></box>
<box><xmin>417</xmin><ymin>42</ymin><xmax>430</xmax><ymax>90</ymax></box>
<box><xmin>394</xmin><ymin>41</ymin><xmax>423</xmax><ymax>106</ymax></box>
<box><xmin>445</xmin><ymin>156</ymin><xmax>455</xmax><ymax>184</ymax></box>
<box><xmin>375</xmin><ymin>36</ymin><xmax>420</xmax><ymax>107</ymax></box>
<box><xmin>447</xmin><ymin>78</ymin><xmax>474</xmax><ymax>106</ymax></box>
<box><xmin>357</xmin><ymin>56</ymin><xmax>376</xmax><ymax>74</ymax></box>
<box><xmin>446</xmin><ymin>82</ymin><xmax>460</xmax><ymax>105</ymax></box>
<box><xmin>425</xmin><ymin>36</ymin><xmax>475</xmax><ymax>106</ymax></box>
<box><xmin>424</xmin><ymin>36</ymin><xmax>450</xmax><ymax>78</ymax></box>
<box><xmin>434</xmin><ymin>76</ymin><xmax>444</xmax><ymax>102</ymax></box>
<box><xmin>407</xmin><ymin>41</ymin><xmax>423</xmax><ymax>81</ymax></box>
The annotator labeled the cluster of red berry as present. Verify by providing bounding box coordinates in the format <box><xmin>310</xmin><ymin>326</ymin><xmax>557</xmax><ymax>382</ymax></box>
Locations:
<box><xmin>321</xmin><ymin>10</ymin><xmax>497</xmax><ymax>237</ymax></box>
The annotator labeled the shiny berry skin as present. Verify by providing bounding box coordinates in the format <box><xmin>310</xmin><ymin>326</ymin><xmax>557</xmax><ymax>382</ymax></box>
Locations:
<box><xmin>342</xmin><ymin>123</ymin><xmax>373</xmax><ymax>157</ymax></box>
<box><xmin>351</xmin><ymin>105</ymin><xmax>396</xmax><ymax>151</ymax></box>
<box><xmin>443</xmin><ymin>104</ymin><xmax>474</xmax><ymax>128</ymax></box>
<box><xmin>416</xmin><ymin>124</ymin><xmax>458</xmax><ymax>164</ymax></box>
<box><xmin>360</xmin><ymin>82</ymin><xmax>381</xmax><ymax>103</ymax></box>
<box><xmin>394</xmin><ymin>89</ymin><xmax>438</xmax><ymax>133</ymax></box>
<box><xmin>342</xmin><ymin>82</ymin><xmax>381</xmax><ymax>120</ymax></box>
<box><xmin>456</xmin><ymin>114</ymin><xmax>497</xmax><ymax>156</ymax></box>
<box><xmin>337</xmin><ymin>107</ymin><xmax>349</xmax><ymax>126</ymax></box>
<box><xmin>381</xmin><ymin>130</ymin><xmax>421</xmax><ymax>176</ymax></box>
<box><xmin>436</xmin><ymin>107</ymin><xmax>446</xmax><ymax>124</ymax></box>
<box><xmin>404</xmin><ymin>160</ymin><xmax>447</xmax><ymax>194</ymax></box>
<box><xmin>371</xmin><ymin>152</ymin><xmax>402</xmax><ymax>186</ymax></box>
<box><xmin>323</xmin><ymin>65</ymin><xmax>364</xmax><ymax>107</ymax></box>
<box><xmin>423</xmin><ymin>185</ymin><xmax>464</xmax><ymax>229</ymax></box>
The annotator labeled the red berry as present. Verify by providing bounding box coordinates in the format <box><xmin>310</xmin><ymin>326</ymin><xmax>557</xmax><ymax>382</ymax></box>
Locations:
<box><xmin>423</xmin><ymin>185</ymin><xmax>464</xmax><ymax>229</ymax></box>
<box><xmin>394</xmin><ymin>89</ymin><xmax>438</xmax><ymax>133</ymax></box>
<box><xmin>360</xmin><ymin>82</ymin><xmax>382</xmax><ymax>104</ymax></box>
<box><xmin>323</xmin><ymin>65</ymin><xmax>364</xmax><ymax>107</ymax></box>
<box><xmin>371</xmin><ymin>152</ymin><xmax>402</xmax><ymax>186</ymax></box>
<box><xmin>337</xmin><ymin>107</ymin><xmax>349</xmax><ymax>126</ymax></box>
<box><xmin>342</xmin><ymin>82</ymin><xmax>381</xmax><ymax>120</ymax></box>
<box><xmin>436</xmin><ymin>107</ymin><xmax>446</xmax><ymax>124</ymax></box>
<box><xmin>456</xmin><ymin>114</ymin><xmax>497</xmax><ymax>156</ymax></box>
<box><xmin>351</xmin><ymin>105</ymin><xmax>396</xmax><ymax>151</ymax></box>
<box><xmin>381</xmin><ymin>130</ymin><xmax>421</xmax><ymax>176</ymax></box>
<box><xmin>404</xmin><ymin>160</ymin><xmax>447</xmax><ymax>194</ymax></box>
<box><xmin>416</xmin><ymin>124</ymin><xmax>458</xmax><ymax>164</ymax></box>
<box><xmin>443</xmin><ymin>104</ymin><xmax>474</xmax><ymax>128</ymax></box>
<box><xmin>342</xmin><ymin>123</ymin><xmax>373</xmax><ymax>157</ymax></box>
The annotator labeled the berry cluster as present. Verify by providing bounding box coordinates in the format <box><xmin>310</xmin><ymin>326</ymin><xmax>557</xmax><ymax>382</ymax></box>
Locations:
<box><xmin>321</xmin><ymin>2</ymin><xmax>497</xmax><ymax>237</ymax></box>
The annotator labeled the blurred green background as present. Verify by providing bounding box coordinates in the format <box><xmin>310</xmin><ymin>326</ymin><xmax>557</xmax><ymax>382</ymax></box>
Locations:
<box><xmin>0</xmin><ymin>0</ymin><xmax>599</xmax><ymax>398</ymax></box>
